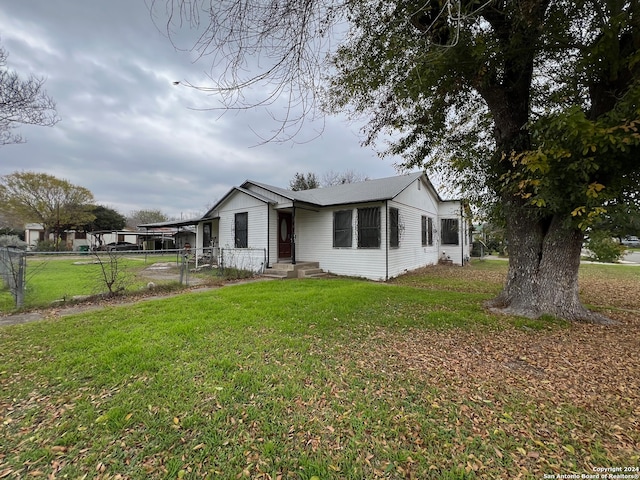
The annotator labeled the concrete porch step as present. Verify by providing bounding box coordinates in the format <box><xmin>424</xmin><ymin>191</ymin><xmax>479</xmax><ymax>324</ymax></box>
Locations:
<box><xmin>297</xmin><ymin>267</ymin><xmax>325</xmax><ymax>278</ymax></box>
<box><xmin>263</xmin><ymin>261</ymin><xmax>325</xmax><ymax>279</ymax></box>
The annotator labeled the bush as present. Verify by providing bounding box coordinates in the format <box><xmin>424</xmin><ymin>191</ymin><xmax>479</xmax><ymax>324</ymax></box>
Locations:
<box><xmin>585</xmin><ymin>231</ymin><xmax>626</xmax><ymax>263</ymax></box>
<box><xmin>221</xmin><ymin>267</ymin><xmax>255</xmax><ymax>281</ymax></box>
<box><xmin>34</xmin><ymin>239</ymin><xmax>72</xmax><ymax>252</ymax></box>
<box><xmin>0</xmin><ymin>235</ymin><xmax>27</xmax><ymax>249</ymax></box>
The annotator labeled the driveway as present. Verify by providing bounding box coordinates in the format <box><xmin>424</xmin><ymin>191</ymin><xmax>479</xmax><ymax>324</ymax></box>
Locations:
<box><xmin>623</xmin><ymin>250</ymin><xmax>640</xmax><ymax>265</ymax></box>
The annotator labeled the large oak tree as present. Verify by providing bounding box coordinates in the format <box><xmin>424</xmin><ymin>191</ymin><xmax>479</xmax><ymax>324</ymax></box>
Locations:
<box><xmin>0</xmin><ymin>171</ymin><xmax>95</xmax><ymax>245</ymax></box>
<box><xmin>155</xmin><ymin>0</ymin><xmax>640</xmax><ymax>322</ymax></box>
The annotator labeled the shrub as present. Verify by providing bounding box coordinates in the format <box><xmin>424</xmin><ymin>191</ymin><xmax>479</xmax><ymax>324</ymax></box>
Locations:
<box><xmin>585</xmin><ymin>231</ymin><xmax>626</xmax><ymax>263</ymax></box>
<box><xmin>0</xmin><ymin>235</ymin><xmax>27</xmax><ymax>249</ymax></box>
<box><xmin>34</xmin><ymin>239</ymin><xmax>72</xmax><ymax>252</ymax></box>
<box><xmin>221</xmin><ymin>267</ymin><xmax>255</xmax><ymax>280</ymax></box>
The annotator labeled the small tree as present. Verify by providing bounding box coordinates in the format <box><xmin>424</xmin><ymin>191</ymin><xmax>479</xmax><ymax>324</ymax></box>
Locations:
<box><xmin>93</xmin><ymin>250</ymin><xmax>132</xmax><ymax>296</ymax></box>
<box><xmin>289</xmin><ymin>172</ymin><xmax>320</xmax><ymax>191</ymax></box>
<box><xmin>322</xmin><ymin>170</ymin><xmax>369</xmax><ymax>187</ymax></box>
<box><xmin>127</xmin><ymin>209</ymin><xmax>169</xmax><ymax>229</ymax></box>
<box><xmin>0</xmin><ymin>43</ymin><xmax>59</xmax><ymax>145</ymax></box>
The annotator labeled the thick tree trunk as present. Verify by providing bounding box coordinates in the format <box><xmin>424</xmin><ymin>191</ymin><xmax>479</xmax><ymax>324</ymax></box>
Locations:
<box><xmin>487</xmin><ymin>199</ymin><xmax>614</xmax><ymax>324</ymax></box>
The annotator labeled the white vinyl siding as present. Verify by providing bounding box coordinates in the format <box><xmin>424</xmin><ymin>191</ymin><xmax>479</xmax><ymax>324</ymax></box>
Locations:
<box><xmin>385</xmin><ymin>179</ymin><xmax>440</xmax><ymax>278</ymax></box>
<box><xmin>216</xmin><ymin>192</ymin><xmax>268</xmax><ymax>272</ymax></box>
<box><xmin>296</xmin><ymin>205</ymin><xmax>388</xmax><ymax>280</ymax></box>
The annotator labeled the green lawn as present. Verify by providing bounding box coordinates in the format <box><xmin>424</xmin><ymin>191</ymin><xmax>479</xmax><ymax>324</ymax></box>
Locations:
<box><xmin>0</xmin><ymin>262</ymin><xmax>638</xmax><ymax>479</ymax></box>
<box><xmin>0</xmin><ymin>253</ymin><xmax>184</xmax><ymax>311</ymax></box>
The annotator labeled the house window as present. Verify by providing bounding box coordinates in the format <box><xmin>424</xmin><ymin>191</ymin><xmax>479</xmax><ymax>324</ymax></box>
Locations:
<box><xmin>358</xmin><ymin>207</ymin><xmax>380</xmax><ymax>248</ymax></box>
<box><xmin>422</xmin><ymin>216</ymin><xmax>434</xmax><ymax>246</ymax></box>
<box><xmin>75</xmin><ymin>231</ymin><xmax>87</xmax><ymax>240</ymax></box>
<box><xmin>389</xmin><ymin>207</ymin><xmax>399</xmax><ymax>248</ymax></box>
<box><xmin>333</xmin><ymin>210</ymin><xmax>352</xmax><ymax>248</ymax></box>
<box><xmin>441</xmin><ymin>218</ymin><xmax>459</xmax><ymax>245</ymax></box>
<box><xmin>235</xmin><ymin>212</ymin><xmax>248</xmax><ymax>248</ymax></box>
<box><xmin>421</xmin><ymin>216</ymin><xmax>427</xmax><ymax>246</ymax></box>
<box><xmin>428</xmin><ymin>217</ymin><xmax>433</xmax><ymax>246</ymax></box>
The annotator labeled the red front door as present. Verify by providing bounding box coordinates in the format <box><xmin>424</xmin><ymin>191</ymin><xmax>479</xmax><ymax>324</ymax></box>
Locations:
<box><xmin>278</xmin><ymin>212</ymin><xmax>293</xmax><ymax>259</ymax></box>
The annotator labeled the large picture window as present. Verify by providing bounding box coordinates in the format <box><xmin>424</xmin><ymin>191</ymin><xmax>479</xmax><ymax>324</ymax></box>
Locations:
<box><xmin>358</xmin><ymin>207</ymin><xmax>380</xmax><ymax>248</ymax></box>
<box><xmin>333</xmin><ymin>210</ymin><xmax>352</xmax><ymax>247</ymax></box>
<box><xmin>441</xmin><ymin>218</ymin><xmax>459</xmax><ymax>245</ymax></box>
<box><xmin>235</xmin><ymin>212</ymin><xmax>248</xmax><ymax>248</ymax></box>
<box><xmin>389</xmin><ymin>207</ymin><xmax>399</xmax><ymax>248</ymax></box>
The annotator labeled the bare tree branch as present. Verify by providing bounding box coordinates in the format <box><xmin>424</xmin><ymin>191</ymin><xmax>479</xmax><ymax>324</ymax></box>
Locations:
<box><xmin>151</xmin><ymin>0</ymin><xmax>343</xmax><ymax>142</ymax></box>
<box><xmin>0</xmin><ymin>43</ymin><xmax>59</xmax><ymax>146</ymax></box>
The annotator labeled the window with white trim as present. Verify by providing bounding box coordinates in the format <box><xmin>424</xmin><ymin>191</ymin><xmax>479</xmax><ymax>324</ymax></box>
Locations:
<box><xmin>235</xmin><ymin>212</ymin><xmax>248</xmax><ymax>248</ymax></box>
<box><xmin>333</xmin><ymin>210</ymin><xmax>352</xmax><ymax>247</ymax></box>
<box><xmin>441</xmin><ymin>218</ymin><xmax>459</xmax><ymax>245</ymax></box>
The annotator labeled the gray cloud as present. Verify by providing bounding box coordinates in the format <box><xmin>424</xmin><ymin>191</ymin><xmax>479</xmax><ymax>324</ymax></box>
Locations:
<box><xmin>0</xmin><ymin>1</ymin><xmax>398</xmax><ymax>219</ymax></box>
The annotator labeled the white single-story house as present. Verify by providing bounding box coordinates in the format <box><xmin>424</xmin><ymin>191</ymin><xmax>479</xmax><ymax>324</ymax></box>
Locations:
<box><xmin>24</xmin><ymin>224</ymin><xmax>91</xmax><ymax>250</ymax></box>
<box><xmin>24</xmin><ymin>225</ymin><xmax>140</xmax><ymax>251</ymax></box>
<box><xmin>179</xmin><ymin>172</ymin><xmax>471</xmax><ymax>281</ymax></box>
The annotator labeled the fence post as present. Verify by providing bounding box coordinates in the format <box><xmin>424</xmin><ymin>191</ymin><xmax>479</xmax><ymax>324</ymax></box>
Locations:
<box><xmin>15</xmin><ymin>252</ymin><xmax>25</xmax><ymax>308</ymax></box>
<box><xmin>179</xmin><ymin>250</ymin><xmax>192</xmax><ymax>286</ymax></box>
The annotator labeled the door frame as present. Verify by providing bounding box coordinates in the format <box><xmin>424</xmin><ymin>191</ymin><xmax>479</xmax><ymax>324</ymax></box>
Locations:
<box><xmin>277</xmin><ymin>211</ymin><xmax>293</xmax><ymax>260</ymax></box>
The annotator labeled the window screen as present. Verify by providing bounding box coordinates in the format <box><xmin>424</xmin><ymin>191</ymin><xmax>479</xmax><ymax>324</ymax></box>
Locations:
<box><xmin>235</xmin><ymin>212</ymin><xmax>248</xmax><ymax>248</ymax></box>
<box><xmin>358</xmin><ymin>207</ymin><xmax>380</xmax><ymax>248</ymax></box>
<box><xmin>441</xmin><ymin>218</ymin><xmax>459</xmax><ymax>245</ymax></box>
<box><xmin>333</xmin><ymin>210</ymin><xmax>352</xmax><ymax>247</ymax></box>
<box><xmin>389</xmin><ymin>207</ymin><xmax>399</xmax><ymax>248</ymax></box>
<box><xmin>422</xmin><ymin>216</ymin><xmax>434</xmax><ymax>246</ymax></box>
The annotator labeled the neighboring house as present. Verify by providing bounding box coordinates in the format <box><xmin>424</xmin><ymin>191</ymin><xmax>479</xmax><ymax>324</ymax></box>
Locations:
<box><xmin>24</xmin><ymin>224</ymin><xmax>45</xmax><ymax>249</ymax></box>
<box><xmin>88</xmin><ymin>230</ymin><xmax>141</xmax><ymax>250</ymax></box>
<box><xmin>181</xmin><ymin>172</ymin><xmax>471</xmax><ymax>281</ymax></box>
<box><xmin>24</xmin><ymin>224</ymin><xmax>89</xmax><ymax>251</ymax></box>
<box><xmin>135</xmin><ymin>224</ymin><xmax>196</xmax><ymax>251</ymax></box>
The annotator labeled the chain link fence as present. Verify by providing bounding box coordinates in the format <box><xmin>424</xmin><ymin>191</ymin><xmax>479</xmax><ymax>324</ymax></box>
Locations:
<box><xmin>0</xmin><ymin>247</ymin><xmax>26</xmax><ymax>307</ymax></box>
<box><xmin>1</xmin><ymin>246</ymin><xmax>267</xmax><ymax>311</ymax></box>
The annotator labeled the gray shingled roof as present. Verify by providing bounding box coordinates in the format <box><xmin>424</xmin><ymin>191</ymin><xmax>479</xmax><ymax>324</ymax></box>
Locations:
<box><xmin>246</xmin><ymin>171</ymin><xmax>430</xmax><ymax>207</ymax></box>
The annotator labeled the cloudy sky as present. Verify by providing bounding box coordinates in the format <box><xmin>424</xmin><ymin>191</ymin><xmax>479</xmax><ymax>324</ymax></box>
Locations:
<box><xmin>0</xmin><ymin>1</ymin><xmax>400</xmax><ymax>219</ymax></box>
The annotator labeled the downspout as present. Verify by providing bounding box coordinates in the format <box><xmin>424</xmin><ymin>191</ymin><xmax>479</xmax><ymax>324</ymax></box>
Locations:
<box><xmin>292</xmin><ymin>202</ymin><xmax>296</xmax><ymax>265</ymax></box>
<box><xmin>266</xmin><ymin>204</ymin><xmax>270</xmax><ymax>268</ymax></box>
<box><xmin>385</xmin><ymin>200</ymin><xmax>389</xmax><ymax>281</ymax></box>
<box><xmin>460</xmin><ymin>204</ymin><xmax>464</xmax><ymax>266</ymax></box>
